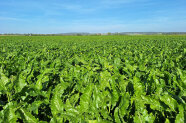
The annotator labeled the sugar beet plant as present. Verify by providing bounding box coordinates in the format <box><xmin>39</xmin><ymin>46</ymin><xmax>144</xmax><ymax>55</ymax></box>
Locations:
<box><xmin>0</xmin><ymin>35</ymin><xmax>185</xmax><ymax>123</ymax></box>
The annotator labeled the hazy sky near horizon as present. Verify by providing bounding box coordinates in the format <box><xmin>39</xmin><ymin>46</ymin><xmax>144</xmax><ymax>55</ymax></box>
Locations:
<box><xmin>0</xmin><ymin>0</ymin><xmax>186</xmax><ymax>33</ymax></box>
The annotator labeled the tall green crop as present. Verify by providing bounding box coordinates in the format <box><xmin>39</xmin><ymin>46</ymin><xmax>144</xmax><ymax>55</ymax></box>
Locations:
<box><xmin>0</xmin><ymin>35</ymin><xmax>185</xmax><ymax>122</ymax></box>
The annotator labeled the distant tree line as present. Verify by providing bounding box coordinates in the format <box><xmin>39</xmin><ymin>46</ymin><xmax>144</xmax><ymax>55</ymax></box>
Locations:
<box><xmin>1</xmin><ymin>32</ymin><xmax>186</xmax><ymax>36</ymax></box>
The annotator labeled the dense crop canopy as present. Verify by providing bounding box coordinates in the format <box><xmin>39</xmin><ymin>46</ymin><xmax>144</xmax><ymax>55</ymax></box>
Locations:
<box><xmin>0</xmin><ymin>35</ymin><xmax>185</xmax><ymax>122</ymax></box>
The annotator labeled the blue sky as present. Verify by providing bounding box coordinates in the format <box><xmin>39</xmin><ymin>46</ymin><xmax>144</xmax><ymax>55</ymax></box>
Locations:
<box><xmin>0</xmin><ymin>0</ymin><xmax>186</xmax><ymax>33</ymax></box>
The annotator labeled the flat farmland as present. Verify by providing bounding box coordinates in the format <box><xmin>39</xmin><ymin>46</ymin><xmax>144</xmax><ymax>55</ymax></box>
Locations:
<box><xmin>0</xmin><ymin>35</ymin><xmax>185</xmax><ymax>123</ymax></box>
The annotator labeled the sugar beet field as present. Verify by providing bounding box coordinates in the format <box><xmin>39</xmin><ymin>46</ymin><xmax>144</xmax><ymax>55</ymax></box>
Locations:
<box><xmin>0</xmin><ymin>35</ymin><xmax>185</xmax><ymax>123</ymax></box>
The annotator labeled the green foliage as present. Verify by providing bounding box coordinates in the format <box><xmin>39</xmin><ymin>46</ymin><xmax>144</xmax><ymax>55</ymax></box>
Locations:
<box><xmin>0</xmin><ymin>35</ymin><xmax>185</xmax><ymax>122</ymax></box>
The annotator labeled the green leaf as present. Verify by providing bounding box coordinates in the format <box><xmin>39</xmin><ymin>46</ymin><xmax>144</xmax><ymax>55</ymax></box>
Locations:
<box><xmin>3</xmin><ymin>102</ymin><xmax>17</xmax><ymax>123</ymax></box>
<box><xmin>51</xmin><ymin>81</ymin><xmax>69</xmax><ymax>116</ymax></box>
<box><xmin>119</xmin><ymin>92</ymin><xmax>130</xmax><ymax>116</ymax></box>
<box><xmin>100</xmin><ymin>71</ymin><xmax>111</xmax><ymax>90</ymax></box>
<box><xmin>133</xmin><ymin>76</ymin><xmax>145</xmax><ymax>95</ymax></box>
<box><xmin>89</xmin><ymin>120</ymin><xmax>97</xmax><ymax>123</ymax></box>
<box><xmin>175</xmin><ymin>105</ymin><xmax>184</xmax><ymax>123</ymax></box>
<box><xmin>0</xmin><ymin>69</ymin><xmax>9</xmax><ymax>91</ymax></box>
<box><xmin>15</xmin><ymin>74</ymin><xmax>27</xmax><ymax>93</ymax></box>
<box><xmin>80</xmin><ymin>84</ymin><xmax>93</xmax><ymax>113</ymax></box>
<box><xmin>160</xmin><ymin>93</ymin><xmax>178</xmax><ymax>111</ymax></box>
<box><xmin>114</xmin><ymin>107</ymin><xmax>121</xmax><ymax>123</ymax></box>
<box><xmin>35</xmin><ymin>75</ymin><xmax>49</xmax><ymax>91</ymax></box>
<box><xmin>51</xmin><ymin>94</ymin><xmax>63</xmax><ymax>116</ymax></box>
<box><xmin>51</xmin><ymin>88</ymin><xmax>64</xmax><ymax>116</ymax></box>
<box><xmin>29</xmin><ymin>101</ymin><xmax>43</xmax><ymax>115</ymax></box>
<box><xmin>111</xmin><ymin>84</ymin><xmax>119</xmax><ymax>109</ymax></box>
<box><xmin>19</xmin><ymin>108</ymin><xmax>38</xmax><ymax>123</ymax></box>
